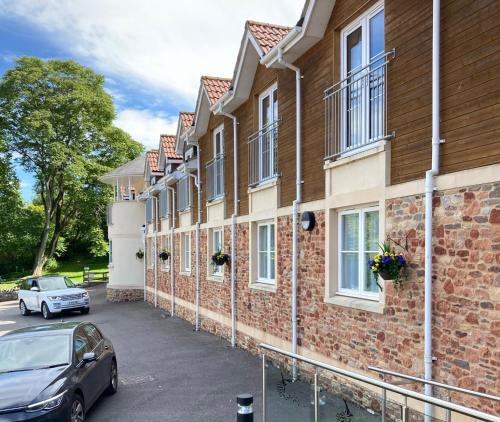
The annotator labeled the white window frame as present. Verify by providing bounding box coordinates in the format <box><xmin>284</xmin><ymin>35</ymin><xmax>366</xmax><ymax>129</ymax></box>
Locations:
<box><xmin>213</xmin><ymin>125</ymin><xmax>224</xmax><ymax>158</ymax></box>
<box><xmin>211</xmin><ymin>228</ymin><xmax>224</xmax><ymax>277</ymax></box>
<box><xmin>258</xmin><ymin>83</ymin><xmax>278</xmax><ymax>182</ymax></box>
<box><xmin>108</xmin><ymin>240</ymin><xmax>113</xmax><ymax>265</ymax></box>
<box><xmin>256</xmin><ymin>221</ymin><xmax>276</xmax><ymax>284</ymax></box>
<box><xmin>181</xmin><ymin>232</ymin><xmax>191</xmax><ymax>273</ymax></box>
<box><xmin>340</xmin><ymin>1</ymin><xmax>385</xmax><ymax>153</ymax></box>
<box><xmin>338</xmin><ymin>206</ymin><xmax>379</xmax><ymax>300</ymax></box>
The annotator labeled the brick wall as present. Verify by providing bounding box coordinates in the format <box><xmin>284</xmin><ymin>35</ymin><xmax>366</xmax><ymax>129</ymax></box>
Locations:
<box><xmin>145</xmin><ymin>182</ymin><xmax>499</xmax><ymax>414</ymax></box>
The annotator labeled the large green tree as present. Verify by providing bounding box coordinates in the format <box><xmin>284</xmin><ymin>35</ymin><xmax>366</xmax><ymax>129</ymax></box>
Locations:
<box><xmin>0</xmin><ymin>57</ymin><xmax>142</xmax><ymax>275</ymax></box>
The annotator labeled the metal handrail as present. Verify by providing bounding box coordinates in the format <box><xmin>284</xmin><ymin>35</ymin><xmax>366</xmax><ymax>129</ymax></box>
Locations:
<box><xmin>259</xmin><ymin>343</ymin><xmax>500</xmax><ymax>422</ymax></box>
<box><xmin>368</xmin><ymin>366</ymin><xmax>500</xmax><ymax>402</ymax></box>
<box><xmin>247</xmin><ymin>119</ymin><xmax>280</xmax><ymax>186</ymax></box>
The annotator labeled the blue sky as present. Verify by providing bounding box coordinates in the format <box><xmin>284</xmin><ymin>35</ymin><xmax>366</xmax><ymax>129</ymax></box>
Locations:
<box><xmin>0</xmin><ymin>0</ymin><xmax>302</xmax><ymax>201</ymax></box>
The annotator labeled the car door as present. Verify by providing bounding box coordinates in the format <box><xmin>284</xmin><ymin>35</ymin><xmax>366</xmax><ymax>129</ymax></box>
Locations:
<box><xmin>73</xmin><ymin>327</ymin><xmax>101</xmax><ymax>407</ymax></box>
<box><xmin>82</xmin><ymin>324</ymin><xmax>111</xmax><ymax>395</ymax></box>
<box><xmin>31</xmin><ymin>279</ymin><xmax>42</xmax><ymax>311</ymax></box>
<box><xmin>24</xmin><ymin>279</ymin><xmax>36</xmax><ymax>310</ymax></box>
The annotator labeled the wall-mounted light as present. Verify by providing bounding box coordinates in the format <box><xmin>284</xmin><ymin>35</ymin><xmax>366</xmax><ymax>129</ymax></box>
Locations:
<box><xmin>301</xmin><ymin>211</ymin><xmax>315</xmax><ymax>232</ymax></box>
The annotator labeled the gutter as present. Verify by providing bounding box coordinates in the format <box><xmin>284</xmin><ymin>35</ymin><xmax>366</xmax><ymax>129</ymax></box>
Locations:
<box><xmin>277</xmin><ymin>47</ymin><xmax>302</xmax><ymax>380</ymax></box>
<box><xmin>424</xmin><ymin>0</ymin><xmax>443</xmax><ymax>419</ymax></box>
<box><xmin>215</xmin><ymin>104</ymin><xmax>239</xmax><ymax>348</ymax></box>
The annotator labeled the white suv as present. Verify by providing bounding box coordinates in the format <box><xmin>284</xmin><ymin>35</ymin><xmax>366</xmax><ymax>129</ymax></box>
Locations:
<box><xmin>18</xmin><ymin>275</ymin><xmax>90</xmax><ymax>319</ymax></box>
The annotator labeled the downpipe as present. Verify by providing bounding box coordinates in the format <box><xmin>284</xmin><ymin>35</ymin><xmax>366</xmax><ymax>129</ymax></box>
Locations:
<box><xmin>143</xmin><ymin>204</ymin><xmax>147</xmax><ymax>302</ymax></box>
<box><xmin>217</xmin><ymin>108</ymin><xmax>239</xmax><ymax>348</ymax></box>
<box><xmin>167</xmin><ymin>187</ymin><xmax>176</xmax><ymax>317</ymax></box>
<box><xmin>425</xmin><ymin>0</ymin><xmax>442</xmax><ymax>420</ymax></box>
<box><xmin>153</xmin><ymin>196</ymin><xmax>158</xmax><ymax>308</ymax></box>
<box><xmin>188</xmin><ymin>171</ymin><xmax>201</xmax><ymax>331</ymax></box>
<box><xmin>277</xmin><ymin>48</ymin><xmax>302</xmax><ymax>380</ymax></box>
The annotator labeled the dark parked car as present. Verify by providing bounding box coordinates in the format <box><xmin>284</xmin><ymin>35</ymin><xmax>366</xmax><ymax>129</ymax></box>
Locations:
<box><xmin>0</xmin><ymin>322</ymin><xmax>117</xmax><ymax>421</ymax></box>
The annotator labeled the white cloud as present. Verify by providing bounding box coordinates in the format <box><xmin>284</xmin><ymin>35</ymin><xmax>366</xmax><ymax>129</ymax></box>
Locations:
<box><xmin>114</xmin><ymin>108</ymin><xmax>178</xmax><ymax>150</ymax></box>
<box><xmin>0</xmin><ymin>0</ymin><xmax>303</xmax><ymax>104</ymax></box>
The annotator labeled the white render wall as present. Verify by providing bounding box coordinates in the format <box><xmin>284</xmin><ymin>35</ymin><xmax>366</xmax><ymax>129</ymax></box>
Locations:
<box><xmin>108</xmin><ymin>201</ymin><xmax>144</xmax><ymax>290</ymax></box>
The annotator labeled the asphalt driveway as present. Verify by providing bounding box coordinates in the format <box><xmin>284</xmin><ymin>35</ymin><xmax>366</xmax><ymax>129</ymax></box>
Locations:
<box><xmin>0</xmin><ymin>286</ymin><xmax>263</xmax><ymax>421</ymax></box>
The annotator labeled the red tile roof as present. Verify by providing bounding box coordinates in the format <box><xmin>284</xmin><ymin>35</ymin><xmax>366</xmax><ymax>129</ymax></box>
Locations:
<box><xmin>201</xmin><ymin>76</ymin><xmax>232</xmax><ymax>105</ymax></box>
<box><xmin>160</xmin><ymin>134</ymin><xmax>182</xmax><ymax>160</ymax></box>
<box><xmin>180</xmin><ymin>112</ymin><xmax>195</xmax><ymax>129</ymax></box>
<box><xmin>146</xmin><ymin>149</ymin><xmax>161</xmax><ymax>173</ymax></box>
<box><xmin>247</xmin><ymin>20</ymin><xmax>292</xmax><ymax>54</ymax></box>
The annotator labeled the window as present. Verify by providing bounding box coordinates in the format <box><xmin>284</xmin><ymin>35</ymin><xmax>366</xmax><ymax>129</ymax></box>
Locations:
<box><xmin>146</xmin><ymin>198</ymin><xmax>153</xmax><ymax>223</ymax></box>
<box><xmin>177</xmin><ymin>176</ymin><xmax>191</xmax><ymax>211</ymax></box>
<box><xmin>159</xmin><ymin>189</ymin><xmax>169</xmax><ymax>218</ymax></box>
<box><xmin>338</xmin><ymin>207</ymin><xmax>379</xmax><ymax>297</ymax></box>
<box><xmin>181</xmin><ymin>232</ymin><xmax>191</xmax><ymax>273</ymax></box>
<box><xmin>214</xmin><ymin>125</ymin><xmax>224</xmax><ymax>157</ymax></box>
<box><xmin>258</xmin><ymin>84</ymin><xmax>278</xmax><ymax>182</ymax></box>
<box><xmin>109</xmin><ymin>240</ymin><xmax>113</xmax><ymax>265</ymax></box>
<box><xmin>211</xmin><ymin>228</ymin><xmax>223</xmax><ymax>276</ymax></box>
<box><xmin>73</xmin><ymin>328</ymin><xmax>92</xmax><ymax>362</ymax></box>
<box><xmin>257</xmin><ymin>222</ymin><xmax>275</xmax><ymax>284</ymax></box>
<box><xmin>82</xmin><ymin>324</ymin><xmax>103</xmax><ymax>350</ymax></box>
<box><xmin>340</xmin><ymin>2</ymin><xmax>385</xmax><ymax>151</ymax></box>
<box><xmin>207</xmin><ymin>126</ymin><xmax>224</xmax><ymax>200</ymax></box>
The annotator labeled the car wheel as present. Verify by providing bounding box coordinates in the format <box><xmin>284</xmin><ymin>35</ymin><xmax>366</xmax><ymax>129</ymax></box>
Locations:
<box><xmin>69</xmin><ymin>395</ymin><xmax>85</xmax><ymax>422</ymax></box>
<box><xmin>19</xmin><ymin>300</ymin><xmax>31</xmax><ymax>316</ymax></box>
<box><xmin>41</xmin><ymin>302</ymin><xmax>53</xmax><ymax>320</ymax></box>
<box><xmin>105</xmin><ymin>359</ymin><xmax>118</xmax><ymax>395</ymax></box>
<box><xmin>81</xmin><ymin>308</ymin><xmax>90</xmax><ymax>315</ymax></box>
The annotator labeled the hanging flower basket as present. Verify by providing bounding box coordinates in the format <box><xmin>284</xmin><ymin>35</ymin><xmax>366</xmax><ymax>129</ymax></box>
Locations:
<box><xmin>368</xmin><ymin>242</ymin><xmax>408</xmax><ymax>290</ymax></box>
<box><xmin>136</xmin><ymin>249</ymin><xmax>144</xmax><ymax>260</ymax></box>
<box><xmin>159</xmin><ymin>250</ymin><xmax>170</xmax><ymax>261</ymax></box>
<box><xmin>211</xmin><ymin>250</ymin><xmax>230</xmax><ymax>266</ymax></box>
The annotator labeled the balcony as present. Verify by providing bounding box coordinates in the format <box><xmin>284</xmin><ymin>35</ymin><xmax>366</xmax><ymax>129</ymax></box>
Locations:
<box><xmin>206</xmin><ymin>154</ymin><xmax>224</xmax><ymax>202</ymax></box>
<box><xmin>248</xmin><ymin>120</ymin><xmax>279</xmax><ymax>187</ymax></box>
<box><xmin>324</xmin><ymin>50</ymin><xmax>394</xmax><ymax>160</ymax></box>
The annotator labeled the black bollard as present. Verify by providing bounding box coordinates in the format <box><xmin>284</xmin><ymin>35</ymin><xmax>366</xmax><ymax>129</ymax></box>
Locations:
<box><xmin>237</xmin><ymin>394</ymin><xmax>253</xmax><ymax>422</ymax></box>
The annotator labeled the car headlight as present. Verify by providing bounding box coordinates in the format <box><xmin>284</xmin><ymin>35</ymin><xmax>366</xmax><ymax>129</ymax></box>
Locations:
<box><xmin>82</xmin><ymin>291</ymin><xmax>89</xmax><ymax>298</ymax></box>
<box><xmin>47</xmin><ymin>295</ymin><xmax>62</xmax><ymax>301</ymax></box>
<box><xmin>26</xmin><ymin>390</ymin><xmax>66</xmax><ymax>412</ymax></box>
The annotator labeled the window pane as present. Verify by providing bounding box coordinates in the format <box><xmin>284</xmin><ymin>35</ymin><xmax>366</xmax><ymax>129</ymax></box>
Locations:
<box><xmin>259</xmin><ymin>225</ymin><xmax>268</xmax><ymax>252</ymax></box>
<box><xmin>341</xmin><ymin>252</ymin><xmax>359</xmax><ymax>290</ymax></box>
<box><xmin>347</xmin><ymin>27</ymin><xmax>362</xmax><ymax>74</ymax></box>
<box><xmin>342</xmin><ymin>214</ymin><xmax>359</xmax><ymax>251</ymax></box>
<box><xmin>272</xmin><ymin>89</ymin><xmax>278</xmax><ymax>123</ymax></box>
<box><xmin>364</xmin><ymin>253</ymin><xmax>378</xmax><ymax>293</ymax></box>
<box><xmin>261</xmin><ymin>96</ymin><xmax>270</xmax><ymax>127</ymax></box>
<box><xmin>270</xmin><ymin>251</ymin><xmax>275</xmax><ymax>280</ymax></box>
<box><xmin>269</xmin><ymin>224</ymin><xmax>275</xmax><ymax>252</ymax></box>
<box><xmin>364</xmin><ymin>210</ymin><xmax>379</xmax><ymax>251</ymax></box>
<box><xmin>259</xmin><ymin>252</ymin><xmax>268</xmax><ymax>279</ymax></box>
<box><xmin>369</xmin><ymin>10</ymin><xmax>384</xmax><ymax>62</ymax></box>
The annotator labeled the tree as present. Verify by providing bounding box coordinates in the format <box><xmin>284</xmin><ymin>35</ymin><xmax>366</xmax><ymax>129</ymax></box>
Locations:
<box><xmin>0</xmin><ymin>57</ymin><xmax>142</xmax><ymax>275</ymax></box>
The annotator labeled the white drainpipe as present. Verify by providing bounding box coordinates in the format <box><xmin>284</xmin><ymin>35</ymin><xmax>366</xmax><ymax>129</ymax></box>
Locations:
<box><xmin>277</xmin><ymin>48</ymin><xmax>302</xmax><ymax>379</ymax></box>
<box><xmin>167</xmin><ymin>186</ymin><xmax>176</xmax><ymax>317</ymax></box>
<box><xmin>424</xmin><ymin>0</ymin><xmax>442</xmax><ymax>419</ymax></box>
<box><xmin>153</xmin><ymin>196</ymin><xmax>158</xmax><ymax>308</ymax></box>
<box><xmin>217</xmin><ymin>108</ymin><xmax>238</xmax><ymax>348</ymax></box>
<box><xmin>188</xmin><ymin>167</ymin><xmax>201</xmax><ymax>331</ymax></box>
<box><xmin>143</xmin><ymin>203</ymin><xmax>147</xmax><ymax>301</ymax></box>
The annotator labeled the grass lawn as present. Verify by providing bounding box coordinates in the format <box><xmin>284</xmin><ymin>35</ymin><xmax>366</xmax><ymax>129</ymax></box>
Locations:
<box><xmin>0</xmin><ymin>255</ymin><xmax>109</xmax><ymax>289</ymax></box>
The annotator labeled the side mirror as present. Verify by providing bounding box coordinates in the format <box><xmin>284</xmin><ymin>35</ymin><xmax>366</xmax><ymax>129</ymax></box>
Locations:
<box><xmin>30</xmin><ymin>287</ymin><xmax>40</xmax><ymax>292</ymax></box>
<box><xmin>78</xmin><ymin>352</ymin><xmax>97</xmax><ymax>368</ymax></box>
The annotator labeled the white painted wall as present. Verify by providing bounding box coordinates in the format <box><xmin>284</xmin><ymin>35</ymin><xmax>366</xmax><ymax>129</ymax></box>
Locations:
<box><xmin>108</xmin><ymin>201</ymin><xmax>144</xmax><ymax>289</ymax></box>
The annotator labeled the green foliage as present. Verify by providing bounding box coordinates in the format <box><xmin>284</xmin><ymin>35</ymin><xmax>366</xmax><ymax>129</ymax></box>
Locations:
<box><xmin>0</xmin><ymin>57</ymin><xmax>143</xmax><ymax>273</ymax></box>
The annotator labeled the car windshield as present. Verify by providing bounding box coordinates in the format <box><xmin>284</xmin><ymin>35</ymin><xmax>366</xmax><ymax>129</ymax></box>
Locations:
<box><xmin>0</xmin><ymin>335</ymin><xmax>71</xmax><ymax>373</ymax></box>
<box><xmin>38</xmin><ymin>276</ymin><xmax>74</xmax><ymax>291</ymax></box>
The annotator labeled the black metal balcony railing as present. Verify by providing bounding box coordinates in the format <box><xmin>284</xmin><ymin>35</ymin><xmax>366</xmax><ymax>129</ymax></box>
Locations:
<box><xmin>206</xmin><ymin>154</ymin><xmax>224</xmax><ymax>201</ymax></box>
<box><xmin>248</xmin><ymin>120</ymin><xmax>279</xmax><ymax>187</ymax></box>
<box><xmin>324</xmin><ymin>50</ymin><xmax>395</xmax><ymax>160</ymax></box>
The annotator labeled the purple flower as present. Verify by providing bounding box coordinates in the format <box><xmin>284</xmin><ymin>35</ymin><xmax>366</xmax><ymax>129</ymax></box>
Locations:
<box><xmin>368</xmin><ymin>259</ymin><xmax>374</xmax><ymax>267</ymax></box>
<box><xmin>397</xmin><ymin>255</ymin><xmax>406</xmax><ymax>266</ymax></box>
<box><xmin>382</xmin><ymin>255</ymin><xmax>392</xmax><ymax>265</ymax></box>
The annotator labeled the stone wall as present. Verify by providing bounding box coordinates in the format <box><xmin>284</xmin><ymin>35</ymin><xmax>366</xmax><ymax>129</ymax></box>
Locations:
<box><xmin>0</xmin><ymin>288</ymin><xmax>18</xmax><ymax>302</ymax></box>
<box><xmin>106</xmin><ymin>287</ymin><xmax>143</xmax><ymax>302</ymax></box>
<box><xmin>144</xmin><ymin>182</ymin><xmax>499</xmax><ymax>414</ymax></box>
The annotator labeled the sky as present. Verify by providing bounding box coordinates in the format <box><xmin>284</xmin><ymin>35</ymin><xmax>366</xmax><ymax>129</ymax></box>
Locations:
<box><xmin>0</xmin><ymin>0</ymin><xmax>303</xmax><ymax>200</ymax></box>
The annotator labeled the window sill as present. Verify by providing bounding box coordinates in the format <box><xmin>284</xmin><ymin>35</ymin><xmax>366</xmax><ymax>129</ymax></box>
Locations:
<box><xmin>207</xmin><ymin>275</ymin><xmax>223</xmax><ymax>282</ymax></box>
<box><xmin>324</xmin><ymin>140</ymin><xmax>387</xmax><ymax>170</ymax></box>
<box><xmin>161</xmin><ymin>267</ymin><xmax>170</xmax><ymax>273</ymax></box>
<box><xmin>249</xmin><ymin>281</ymin><xmax>277</xmax><ymax>293</ymax></box>
<box><xmin>207</xmin><ymin>196</ymin><xmax>225</xmax><ymax>206</ymax></box>
<box><xmin>325</xmin><ymin>295</ymin><xmax>384</xmax><ymax>314</ymax></box>
<box><xmin>179</xmin><ymin>271</ymin><xmax>191</xmax><ymax>276</ymax></box>
<box><xmin>247</xmin><ymin>177</ymin><xmax>279</xmax><ymax>194</ymax></box>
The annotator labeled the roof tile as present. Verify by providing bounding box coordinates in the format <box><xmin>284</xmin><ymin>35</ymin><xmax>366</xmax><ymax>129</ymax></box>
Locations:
<box><xmin>160</xmin><ymin>135</ymin><xmax>182</xmax><ymax>160</ymax></box>
<box><xmin>180</xmin><ymin>112</ymin><xmax>195</xmax><ymax>129</ymax></box>
<box><xmin>201</xmin><ymin>76</ymin><xmax>232</xmax><ymax>105</ymax></box>
<box><xmin>247</xmin><ymin>21</ymin><xmax>292</xmax><ymax>55</ymax></box>
<box><xmin>146</xmin><ymin>149</ymin><xmax>161</xmax><ymax>173</ymax></box>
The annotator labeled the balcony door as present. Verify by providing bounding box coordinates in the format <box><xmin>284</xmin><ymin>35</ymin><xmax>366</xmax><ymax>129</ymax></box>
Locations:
<box><xmin>342</xmin><ymin>3</ymin><xmax>384</xmax><ymax>151</ymax></box>
<box><xmin>258</xmin><ymin>84</ymin><xmax>278</xmax><ymax>181</ymax></box>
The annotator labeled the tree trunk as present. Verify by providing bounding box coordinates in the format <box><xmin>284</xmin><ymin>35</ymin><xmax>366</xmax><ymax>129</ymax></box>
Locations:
<box><xmin>32</xmin><ymin>221</ymin><xmax>50</xmax><ymax>275</ymax></box>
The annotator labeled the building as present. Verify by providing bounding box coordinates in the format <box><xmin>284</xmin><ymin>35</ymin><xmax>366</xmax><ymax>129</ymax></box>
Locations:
<box><xmin>104</xmin><ymin>0</ymin><xmax>500</xmax><ymax>417</ymax></box>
